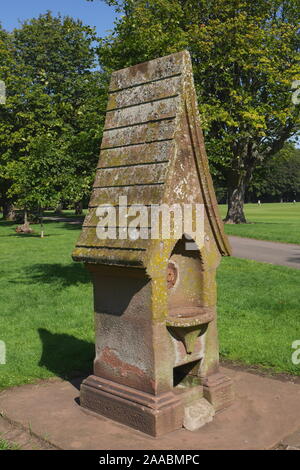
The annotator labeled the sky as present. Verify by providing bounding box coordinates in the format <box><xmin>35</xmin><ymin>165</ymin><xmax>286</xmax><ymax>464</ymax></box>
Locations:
<box><xmin>1</xmin><ymin>0</ymin><xmax>117</xmax><ymax>37</ymax></box>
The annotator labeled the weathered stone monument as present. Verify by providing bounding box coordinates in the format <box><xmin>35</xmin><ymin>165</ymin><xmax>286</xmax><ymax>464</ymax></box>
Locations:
<box><xmin>73</xmin><ymin>51</ymin><xmax>233</xmax><ymax>436</ymax></box>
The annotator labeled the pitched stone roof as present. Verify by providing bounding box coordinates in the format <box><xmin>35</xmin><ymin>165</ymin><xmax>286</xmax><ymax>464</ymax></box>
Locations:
<box><xmin>73</xmin><ymin>51</ymin><xmax>231</xmax><ymax>267</ymax></box>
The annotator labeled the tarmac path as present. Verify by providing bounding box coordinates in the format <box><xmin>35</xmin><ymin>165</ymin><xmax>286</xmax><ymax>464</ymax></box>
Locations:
<box><xmin>43</xmin><ymin>217</ymin><xmax>300</xmax><ymax>269</ymax></box>
<box><xmin>229</xmin><ymin>236</ymin><xmax>300</xmax><ymax>269</ymax></box>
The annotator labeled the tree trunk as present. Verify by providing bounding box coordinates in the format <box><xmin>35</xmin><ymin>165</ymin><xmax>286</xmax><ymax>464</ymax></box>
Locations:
<box><xmin>74</xmin><ymin>200</ymin><xmax>83</xmax><ymax>215</ymax></box>
<box><xmin>54</xmin><ymin>203</ymin><xmax>63</xmax><ymax>215</ymax></box>
<box><xmin>224</xmin><ymin>141</ymin><xmax>258</xmax><ymax>224</ymax></box>
<box><xmin>224</xmin><ymin>176</ymin><xmax>247</xmax><ymax>224</ymax></box>
<box><xmin>2</xmin><ymin>200</ymin><xmax>16</xmax><ymax>221</ymax></box>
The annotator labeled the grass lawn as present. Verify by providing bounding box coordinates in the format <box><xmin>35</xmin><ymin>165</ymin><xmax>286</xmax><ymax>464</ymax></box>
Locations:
<box><xmin>47</xmin><ymin>203</ymin><xmax>300</xmax><ymax>244</ymax></box>
<box><xmin>0</xmin><ymin>217</ymin><xmax>299</xmax><ymax>391</ymax></box>
<box><xmin>218</xmin><ymin>257</ymin><xmax>300</xmax><ymax>373</ymax></box>
<box><xmin>0</xmin><ymin>219</ymin><xmax>94</xmax><ymax>390</ymax></box>
<box><xmin>219</xmin><ymin>202</ymin><xmax>300</xmax><ymax>244</ymax></box>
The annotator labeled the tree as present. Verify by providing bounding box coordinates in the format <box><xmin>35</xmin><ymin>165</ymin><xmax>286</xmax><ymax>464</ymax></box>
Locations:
<box><xmin>0</xmin><ymin>24</ymin><xmax>19</xmax><ymax>220</ymax></box>
<box><xmin>249</xmin><ymin>143</ymin><xmax>300</xmax><ymax>201</ymax></box>
<box><xmin>93</xmin><ymin>0</ymin><xmax>300</xmax><ymax>223</ymax></box>
<box><xmin>0</xmin><ymin>25</ymin><xmax>51</xmax><ymax>221</ymax></box>
<box><xmin>1</xmin><ymin>13</ymin><xmax>107</xmax><ymax>219</ymax></box>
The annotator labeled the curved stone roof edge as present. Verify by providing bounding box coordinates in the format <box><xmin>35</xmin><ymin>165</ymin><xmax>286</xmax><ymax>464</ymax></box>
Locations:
<box><xmin>181</xmin><ymin>51</ymin><xmax>232</xmax><ymax>257</ymax></box>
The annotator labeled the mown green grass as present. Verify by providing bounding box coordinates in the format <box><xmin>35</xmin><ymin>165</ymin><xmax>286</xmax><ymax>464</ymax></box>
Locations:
<box><xmin>217</xmin><ymin>257</ymin><xmax>300</xmax><ymax>374</ymax></box>
<box><xmin>0</xmin><ymin>217</ymin><xmax>299</xmax><ymax>391</ymax></box>
<box><xmin>0</xmin><ymin>220</ymin><xmax>94</xmax><ymax>390</ymax></box>
<box><xmin>45</xmin><ymin>202</ymin><xmax>300</xmax><ymax>244</ymax></box>
<box><xmin>219</xmin><ymin>202</ymin><xmax>300</xmax><ymax>244</ymax></box>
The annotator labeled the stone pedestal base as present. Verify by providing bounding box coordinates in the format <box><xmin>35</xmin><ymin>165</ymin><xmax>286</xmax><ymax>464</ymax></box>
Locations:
<box><xmin>80</xmin><ymin>375</ymin><xmax>183</xmax><ymax>437</ymax></box>
<box><xmin>202</xmin><ymin>373</ymin><xmax>234</xmax><ymax>412</ymax></box>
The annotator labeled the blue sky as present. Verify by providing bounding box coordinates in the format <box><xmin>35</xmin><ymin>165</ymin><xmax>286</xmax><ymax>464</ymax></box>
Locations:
<box><xmin>1</xmin><ymin>0</ymin><xmax>117</xmax><ymax>37</ymax></box>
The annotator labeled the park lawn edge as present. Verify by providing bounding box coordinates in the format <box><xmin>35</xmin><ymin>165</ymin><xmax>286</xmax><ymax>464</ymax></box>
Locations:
<box><xmin>0</xmin><ymin>218</ymin><xmax>299</xmax><ymax>391</ymax></box>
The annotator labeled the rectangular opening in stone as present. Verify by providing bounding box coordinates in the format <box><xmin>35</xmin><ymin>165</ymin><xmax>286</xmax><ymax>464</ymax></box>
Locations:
<box><xmin>173</xmin><ymin>360</ymin><xmax>201</xmax><ymax>388</ymax></box>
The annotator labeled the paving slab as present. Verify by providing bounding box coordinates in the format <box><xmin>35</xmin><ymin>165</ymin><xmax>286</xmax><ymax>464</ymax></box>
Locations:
<box><xmin>281</xmin><ymin>429</ymin><xmax>300</xmax><ymax>450</ymax></box>
<box><xmin>0</xmin><ymin>416</ymin><xmax>56</xmax><ymax>450</ymax></box>
<box><xmin>1</xmin><ymin>367</ymin><xmax>300</xmax><ymax>450</ymax></box>
<box><xmin>229</xmin><ymin>236</ymin><xmax>300</xmax><ymax>269</ymax></box>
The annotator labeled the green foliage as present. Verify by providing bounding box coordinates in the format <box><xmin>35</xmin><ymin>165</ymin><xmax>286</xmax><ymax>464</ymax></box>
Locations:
<box><xmin>0</xmin><ymin>25</ymin><xmax>27</xmax><ymax>209</ymax></box>
<box><xmin>97</xmin><ymin>0</ymin><xmax>300</xmax><ymax>221</ymax></box>
<box><xmin>0</xmin><ymin>13</ymin><xmax>107</xmax><ymax>213</ymax></box>
<box><xmin>13</xmin><ymin>12</ymin><xmax>97</xmax><ymax>95</ymax></box>
<box><xmin>216</xmin><ymin>143</ymin><xmax>300</xmax><ymax>202</ymax></box>
<box><xmin>250</xmin><ymin>144</ymin><xmax>300</xmax><ymax>200</ymax></box>
<box><xmin>2</xmin><ymin>3</ymin><xmax>300</xmax><ymax>220</ymax></box>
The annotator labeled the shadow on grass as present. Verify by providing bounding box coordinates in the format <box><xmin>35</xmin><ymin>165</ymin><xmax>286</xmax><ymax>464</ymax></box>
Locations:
<box><xmin>0</xmin><ymin>220</ymin><xmax>17</xmax><ymax>227</ymax></box>
<box><xmin>31</xmin><ymin>262</ymin><xmax>90</xmax><ymax>286</ymax></box>
<box><xmin>8</xmin><ymin>232</ymin><xmax>53</xmax><ymax>238</ymax></box>
<box><xmin>38</xmin><ymin>329</ymin><xmax>94</xmax><ymax>387</ymax></box>
<box><xmin>231</xmin><ymin>222</ymin><xmax>291</xmax><ymax>226</ymax></box>
<box><xmin>57</xmin><ymin>222</ymin><xmax>83</xmax><ymax>230</ymax></box>
<box><xmin>1</xmin><ymin>218</ymin><xmax>74</xmax><ymax>236</ymax></box>
<box><xmin>10</xmin><ymin>263</ymin><xmax>91</xmax><ymax>287</ymax></box>
<box><xmin>43</xmin><ymin>211</ymin><xmax>85</xmax><ymax>219</ymax></box>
